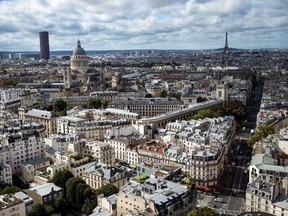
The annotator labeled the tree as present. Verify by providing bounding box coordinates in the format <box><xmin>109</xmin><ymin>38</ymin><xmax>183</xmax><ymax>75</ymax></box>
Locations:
<box><xmin>168</xmin><ymin>92</ymin><xmax>181</xmax><ymax>100</ymax></box>
<box><xmin>66</xmin><ymin>177</ymin><xmax>86</xmax><ymax>208</ymax></box>
<box><xmin>50</xmin><ymin>170</ymin><xmax>74</xmax><ymax>189</ymax></box>
<box><xmin>248</xmin><ymin>125</ymin><xmax>274</xmax><ymax>147</ymax></box>
<box><xmin>0</xmin><ymin>186</ymin><xmax>21</xmax><ymax>195</ymax></box>
<box><xmin>136</xmin><ymin>175</ymin><xmax>149</xmax><ymax>184</ymax></box>
<box><xmin>53</xmin><ymin>99</ymin><xmax>67</xmax><ymax>114</ymax></box>
<box><xmin>53</xmin><ymin>196</ymin><xmax>67</xmax><ymax>215</ymax></box>
<box><xmin>160</xmin><ymin>90</ymin><xmax>168</xmax><ymax>98</ymax></box>
<box><xmin>197</xmin><ymin>96</ymin><xmax>208</xmax><ymax>103</ymax></box>
<box><xmin>86</xmin><ymin>98</ymin><xmax>102</xmax><ymax>109</ymax></box>
<box><xmin>184</xmin><ymin>173</ymin><xmax>194</xmax><ymax>191</ymax></box>
<box><xmin>145</xmin><ymin>93</ymin><xmax>153</xmax><ymax>98</ymax></box>
<box><xmin>81</xmin><ymin>199</ymin><xmax>96</xmax><ymax>215</ymax></box>
<box><xmin>95</xmin><ymin>184</ymin><xmax>119</xmax><ymax>197</ymax></box>
<box><xmin>45</xmin><ymin>205</ymin><xmax>55</xmax><ymax>216</ymax></box>
<box><xmin>188</xmin><ymin>206</ymin><xmax>216</xmax><ymax>216</ymax></box>
<box><xmin>28</xmin><ymin>203</ymin><xmax>47</xmax><ymax>216</ymax></box>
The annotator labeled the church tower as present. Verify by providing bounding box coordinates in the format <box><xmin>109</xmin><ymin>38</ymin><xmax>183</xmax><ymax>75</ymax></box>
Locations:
<box><xmin>63</xmin><ymin>67</ymin><xmax>72</xmax><ymax>89</ymax></box>
<box><xmin>216</xmin><ymin>83</ymin><xmax>228</xmax><ymax>103</ymax></box>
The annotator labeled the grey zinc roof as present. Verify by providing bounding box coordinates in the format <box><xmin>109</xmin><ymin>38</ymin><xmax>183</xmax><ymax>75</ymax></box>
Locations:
<box><xmin>273</xmin><ymin>194</ymin><xmax>288</xmax><ymax>209</ymax></box>
<box><xmin>0</xmin><ymin>145</ymin><xmax>9</xmax><ymax>153</ymax></box>
<box><xmin>22</xmin><ymin>157</ymin><xmax>49</xmax><ymax>166</ymax></box>
<box><xmin>106</xmin><ymin>194</ymin><xmax>117</xmax><ymax>205</ymax></box>
<box><xmin>250</xmin><ymin>154</ymin><xmax>277</xmax><ymax>167</ymax></box>
<box><xmin>90</xmin><ymin>207</ymin><xmax>112</xmax><ymax>216</ymax></box>
<box><xmin>246</xmin><ymin>180</ymin><xmax>273</xmax><ymax>194</ymax></box>
<box><xmin>29</xmin><ymin>183</ymin><xmax>61</xmax><ymax>196</ymax></box>
<box><xmin>14</xmin><ymin>191</ymin><xmax>33</xmax><ymax>203</ymax></box>
<box><xmin>25</xmin><ymin>109</ymin><xmax>57</xmax><ymax>119</ymax></box>
<box><xmin>259</xmin><ymin>164</ymin><xmax>288</xmax><ymax>173</ymax></box>
<box><xmin>86</xmin><ymin>164</ymin><xmax>125</xmax><ymax>179</ymax></box>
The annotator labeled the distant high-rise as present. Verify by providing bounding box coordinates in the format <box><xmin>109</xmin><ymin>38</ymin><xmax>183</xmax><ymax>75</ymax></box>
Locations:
<box><xmin>39</xmin><ymin>31</ymin><xmax>50</xmax><ymax>60</ymax></box>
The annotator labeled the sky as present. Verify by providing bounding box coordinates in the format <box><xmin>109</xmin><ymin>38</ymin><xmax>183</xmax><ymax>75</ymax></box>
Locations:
<box><xmin>0</xmin><ymin>0</ymin><xmax>287</xmax><ymax>51</ymax></box>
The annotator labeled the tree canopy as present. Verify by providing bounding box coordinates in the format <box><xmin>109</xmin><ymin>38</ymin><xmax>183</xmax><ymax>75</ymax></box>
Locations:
<box><xmin>0</xmin><ymin>186</ymin><xmax>21</xmax><ymax>195</ymax></box>
<box><xmin>28</xmin><ymin>203</ymin><xmax>48</xmax><ymax>216</ymax></box>
<box><xmin>65</xmin><ymin>177</ymin><xmax>96</xmax><ymax>214</ymax></box>
<box><xmin>136</xmin><ymin>175</ymin><xmax>149</xmax><ymax>184</ymax></box>
<box><xmin>53</xmin><ymin>99</ymin><xmax>67</xmax><ymax>115</ymax></box>
<box><xmin>188</xmin><ymin>206</ymin><xmax>216</xmax><ymax>216</ymax></box>
<box><xmin>190</xmin><ymin>100</ymin><xmax>247</xmax><ymax>124</ymax></box>
<box><xmin>95</xmin><ymin>184</ymin><xmax>119</xmax><ymax>197</ymax></box>
<box><xmin>160</xmin><ymin>90</ymin><xmax>168</xmax><ymax>98</ymax></box>
<box><xmin>50</xmin><ymin>170</ymin><xmax>74</xmax><ymax>189</ymax></box>
<box><xmin>86</xmin><ymin>98</ymin><xmax>102</xmax><ymax>109</ymax></box>
<box><xmin>248</xmin><ymin>125</ymin><xmax>274</xmax><ymax>147</ymax></box>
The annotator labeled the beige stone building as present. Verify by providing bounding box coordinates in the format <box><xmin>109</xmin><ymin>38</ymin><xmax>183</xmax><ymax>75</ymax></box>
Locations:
<box><xmin>23</xmin><ymin>109</ymin><xmax>58</xmax><ymax>135</ymax></box>
<box><xmin>0</xmin><ymin>194</ymin><xmax>25</xmax><ymax>216</ymax></box>
<box><xmin>28</xmin><ymin>183</ymin><xmax>62</xmax><ymax>205</ymax></box>
<box><xmin>245</xmin><ymin>180</ymin><xmax>288</xmax><ymax>215</ymax></box>
<box><xmin>0</xmin><ymin>164</ymin><xmax>12</xmax><ymax>185</ymax></box>
<box><xmin>21</xmin><ymin>157</ymin><xmax>50</xmax><ymax>182</ymax></box>
<box><xmin>83</xmin><ymin>164</ymin><xmax>128</xmax><ymax>190</ymax></box>
<box><xmin>117</xmin><ymin>177</ymin><xmax>194</xmax><ymax>216</ymax></box>
<box><xmin>80</xmin><ymin>140</ymin><xmax>115</xmax><ymax>165</ymax></box>
<box><xmin>108</xmin><ymin>97</ymin><xmax>183</xmax><ymax>117</ymax></box>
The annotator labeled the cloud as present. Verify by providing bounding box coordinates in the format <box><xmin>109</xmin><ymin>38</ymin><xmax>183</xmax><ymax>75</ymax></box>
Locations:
<box><xmin>0</xmin><ymin>0</ymin><xmax>287</xmax><ymax>51</ymax></box>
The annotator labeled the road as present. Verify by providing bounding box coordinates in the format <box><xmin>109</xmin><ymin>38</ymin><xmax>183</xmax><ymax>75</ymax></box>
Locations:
<box><xmin>196</xmin><ymin>82</ymin><xmax>263</xmax><ymax>215</ymax></box>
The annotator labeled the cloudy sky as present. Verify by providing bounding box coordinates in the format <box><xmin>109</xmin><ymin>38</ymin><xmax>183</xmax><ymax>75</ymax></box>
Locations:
<box><xmin>0</xmin><ymin>0</ymin><xmax>287</xmax><ymax>51</ymax></box>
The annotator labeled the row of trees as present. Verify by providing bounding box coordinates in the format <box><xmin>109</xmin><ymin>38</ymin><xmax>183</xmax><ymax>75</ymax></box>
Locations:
<box><xmin>45</xmin><ymin>98</ymin><xmax>102</xmax><ymax>116</ymax></box>
<box><xmin>188</xmin><ymin>206</ymin><xmax>216</xmax><ymax>216</ymax></box>
<box><xmin>190</xmin><ymin>100</ymin><xmax>247</xmax><ymax>124</ymax></box>
<box><xmin>247</xmin><ymin>125</ymin><xmax>274</xmax><ymax>147</ymax></box>
<box><xmin>28</xmin><ymin>170</ymin><xmax>119</xmax><ymax>215</ymax></box>
<box><xmin>160</xmin><ymin>89</ymin><xmax>181</xmax><ymax>100</ymax></box>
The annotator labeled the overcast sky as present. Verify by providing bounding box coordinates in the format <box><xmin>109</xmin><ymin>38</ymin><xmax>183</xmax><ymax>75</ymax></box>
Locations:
<box><xmin>0</xmin><ymin>0</ymin><xmax>287</xmax><ymax>51</ymax></box>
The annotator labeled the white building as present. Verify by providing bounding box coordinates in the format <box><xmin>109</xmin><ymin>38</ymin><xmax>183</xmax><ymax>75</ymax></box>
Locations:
<box><xmin>81</xmin><ymin>141</ymin><xmax>115</xmax><ymax>165</ymax></box>
<box><xmin>0</xmin><ymin>164</ymin><xmax>12</xmax><ymax>185</ymax></box>
<box><xmin>3</xmin><ymin>132</ymin><xmax>44</xmax><ymax>173</ymax></box>
<box><xmin>0</xmin><ymin>88</ymin><xmax>23</xmax><ymax>102</ymax></box>
<box><xmin>0</xmin><ymin>194</ymin><xmax>26</xmax><ymax>216</ymax></box>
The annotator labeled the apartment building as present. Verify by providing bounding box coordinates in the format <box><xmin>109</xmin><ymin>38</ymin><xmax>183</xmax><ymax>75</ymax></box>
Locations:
<box><xmin>83</xmin><ymin>164</ymin><xmax>128</xmax><ymax>190</ymax></box>
<box><xmin>90</xmin><ymin>91</ymin><xmax>118</xmax><ymax>103</ymax></box>
<box><xmin>57</xmin><ymin>115</ymin><xmax>130</xmax><ymax>141</ymax></box>
<box><xmin>21</xmin><ymin>157</ymin><xmax>50</xmax><ymax>182</ymax></box>
<box><xmin>44</xmin><ymin>134</ymin><xmax>78</xmax><ymax>153</ymax></box>
<box><xmin>0</xmin><ymin>88</ymin><xmax>23</xmax><ymax>102</ymax></box>
<box><xmin>108</xmin><ymin>97</ymin><xmax>183</xmax><ymax>117</ymax></box>
<box><xmin>23</xmin><ymin>109</ymin><xmax>58</xmax><ymax>135</ymax></box>
<box><xmin>0</xmin><ymin>164</ymin><xmax>12</xmax><ymax>185</ymax></box>
<box><xmin>28</xmin><ymin>183</ymin><xmax>62</xmax><ymax>205</ymax></box>
<box><xmin>0</xmin><ymin>194</ymin><xmax>25</xmax><ymax>216</ymax></box>
<box><xmin>81</xmin><ymin>140</ymin><xmax>115</xmax><ymax>165</ymax></box>
<box><xmin>2</xmin><ymin>131</ymin><xmax>44</xmax><ymax>174</ymax></box>
<box><xmin>117</xmin><ymin>177</ymin><xmax>193</xmax><ymax>216</ymax></box>
<box><xmin>97</xmin><ymin>194</ymin><xmax>117</xmax><ymax>216</ymax></box>
<box><xmin>249</xmin><ymin>153</ymin><xmax>288</xmax><ymax>195</ymax></box>
<box><xmin>0</xmin><ymin>145</ymin><xmax>10</xmax><ymax>167</ymax></box>
<box><xmin>245</xmin><ymin>180</ymin><xmax>288</xmax><ymax>215</ymax></box>
<box><xmin>57</xmin><ymin>115</ymin><xmax>84</xmax><ymax>135</ymax></box>
<box><xmin>107</xmin><ymin>137</ymin><xmax>130</xmax><ymax>161</ymax></box>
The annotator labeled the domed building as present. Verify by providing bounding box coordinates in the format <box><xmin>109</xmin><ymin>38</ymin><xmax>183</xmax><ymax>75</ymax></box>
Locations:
<box><xmin>70</xmin><ymin>39</ymin><xmax>89</xmax><ymax>73</ymax></box>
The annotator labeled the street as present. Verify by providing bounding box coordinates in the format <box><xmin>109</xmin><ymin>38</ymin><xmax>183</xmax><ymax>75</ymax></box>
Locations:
<box><xmin>196</xmin><ymin>82</ymin><xmax>263</xmax><ymax>215</ymax></box>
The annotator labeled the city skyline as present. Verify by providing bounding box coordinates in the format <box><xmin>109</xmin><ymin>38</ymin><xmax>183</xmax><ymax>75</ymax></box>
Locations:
<box><xmin>0</xmin><ymin>0</ymin><xmax>287</xmax><ymax>51</ymax></box>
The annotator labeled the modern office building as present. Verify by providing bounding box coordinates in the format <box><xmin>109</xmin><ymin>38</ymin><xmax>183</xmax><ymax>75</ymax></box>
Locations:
<box><xmin>39</xmin><ymin>31</ymin><xmax>50</xmax><ymax>60</ymax></box>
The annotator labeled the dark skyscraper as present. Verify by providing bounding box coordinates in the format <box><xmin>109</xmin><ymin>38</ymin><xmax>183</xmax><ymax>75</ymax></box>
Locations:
<box><xmin>39</xmin><ymin>31</ymin><xmax>50</xmax><ymax>60</ymax></box>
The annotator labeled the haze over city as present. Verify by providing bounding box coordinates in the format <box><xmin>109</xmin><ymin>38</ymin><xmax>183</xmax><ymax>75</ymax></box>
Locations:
<box><xmin>0</xmin><ymin>0</ymin><xmax>287</xmax><ymax>51</ymax></box>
